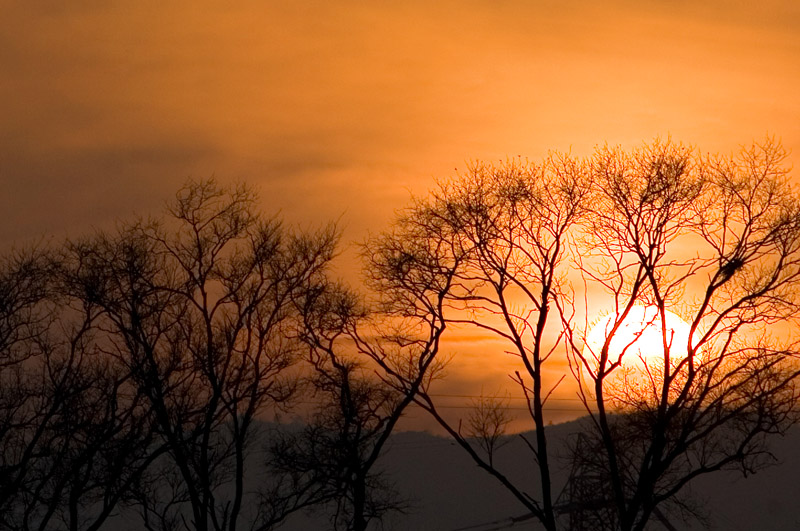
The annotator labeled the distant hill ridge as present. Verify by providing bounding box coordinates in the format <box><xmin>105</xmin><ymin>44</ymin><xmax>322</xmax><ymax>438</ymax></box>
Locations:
<box><xmin>284</xmin><ymin>420</ymin><xmax>800</xmax><ymax>530</ymax></box>
<box><xmin>107</xmin><ymin>419</ymin><xmax>800</xmax><ymax>530</ymax></box>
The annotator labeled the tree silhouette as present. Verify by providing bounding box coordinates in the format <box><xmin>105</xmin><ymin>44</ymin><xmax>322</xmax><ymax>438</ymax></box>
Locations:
<box><xmin>2</xmin><ymin>179</ymin><xmax>420</xmax><ymax>531</ymax></box>
<box><xmin>2</xmin><ymin>142</ymin><xmax>799</xmax><ymax>531</ymax></box>
<box><xmin>565</xmin><ymin>138</ymin><xmax>800</xmax><ymax>530</ymax></box>
<box><xmin>0</xmin><ymin>247</ymin><xmax>157</xmax><ymax>531</ymax></box>
<box><xmin>58</xmin><ymin>180</ymin><xmax>339</xmax><ymax>531</ymax></box>
<box><xmin>371</xmin><ymin>139</ymin><xmax>800</xmax><ymax>530</ymax></box>
<box><xmin>268</xmin><ymin>266</ymin><xmax>450</xmax><ymax>531</ymax></box>
<box><xmin>365</xmin><ymin>155</ymin><xmax>587</xmax><ymax>530</ymax></box>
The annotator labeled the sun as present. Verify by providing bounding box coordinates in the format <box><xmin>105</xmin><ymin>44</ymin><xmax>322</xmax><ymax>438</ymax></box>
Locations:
<box><xmin>583</xmin><ymin>305</ymin><xmax>693</xmax><ymax>379</ymax></box>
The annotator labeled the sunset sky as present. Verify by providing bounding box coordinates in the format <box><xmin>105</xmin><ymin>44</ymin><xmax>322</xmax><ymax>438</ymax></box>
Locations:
<box><xmin>3</xmin><ymin>1</ymin><xmax>800</xmax><ymax>428</ymax></box>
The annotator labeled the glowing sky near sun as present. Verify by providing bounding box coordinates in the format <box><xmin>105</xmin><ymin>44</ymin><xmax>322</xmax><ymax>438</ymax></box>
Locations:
<box><xmin>2</xmin><ymin>0</ymin><xmax>799</xmax><ymax>430</ymax></box>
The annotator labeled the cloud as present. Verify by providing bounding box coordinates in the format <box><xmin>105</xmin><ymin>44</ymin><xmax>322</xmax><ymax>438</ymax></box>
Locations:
<box><xmin>1</xmin><ymin>0</ymin><xmax>798</xmax><ymax>249</ymax></box>
<box><xmin>0</xmin><ymin>138</ymin><xmax>219</xmax><ymax>246</ymax></box>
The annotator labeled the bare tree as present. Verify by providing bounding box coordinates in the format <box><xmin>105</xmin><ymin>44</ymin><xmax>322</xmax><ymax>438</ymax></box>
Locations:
<box><xmin>566</xmin><ymin>138</ymin><xmax>800</xmax><ymax>530</ymax></box>
<box><xmin>61</xmin><ymin>179</ymin><xmax>339</xmax><ymax>531</ymax></box>
<box><xmin>370</xmin><ymin>140</ymin><xmax>800</xmax><ymax>530</ymax></box>
<box><xmin>4</xmin><ymin>141</ymin><xmax>799</xmax><ymax>531</ymax></box>
<box><xmin>0</xmin><ymin>247</ymin><xmax>157</xmax><ymax>531</ymax></box>
<box><xmin>0</xmin><ymin>247</ymin><xmax>66</xmax><ymax>530</ymax></box>
<box><xmin>268</xmin><ymin>269</ymin><xmax>447</xmax><ymax>531</ymax></box>
<box><xmin>365</xmin><ymin>156</ymin><xmax>588</xmax><ymax>531</ymax></box>
<box><xmin>465</xmin><ymin>395</ymin><xmax>512</xmax><ymax>469</ymax></box>
<box><xmin>0</xmin><ymin>248</ymin><xmax>53</xmax><ymax>514</ymax></box>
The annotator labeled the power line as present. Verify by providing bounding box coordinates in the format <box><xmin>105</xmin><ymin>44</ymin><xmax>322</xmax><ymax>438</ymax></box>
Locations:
<box><xmin>406</xmin><ymin>403</ymin><xmax>590</xmax><ymax>412</ymax></box>
<box><xmin>429</xmin><ymin>393</ymin><xmax>584</xmax><ymax>402</ymax></box>
<box><xmin>293</xmin><ymin>400</ymin><xmax>591</xmax><ymax>412</ymax></box>
<box><xmin>448</xmin><ymin>512</ymin><xmax>535</xmax><ymax>531</ymax></box>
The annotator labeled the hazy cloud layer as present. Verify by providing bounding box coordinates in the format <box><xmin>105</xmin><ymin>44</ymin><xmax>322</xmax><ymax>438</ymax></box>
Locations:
<box><xmin>3</xmin><ymin>0</ymin><xmax>799</xmax><ymax>247</ymax></box>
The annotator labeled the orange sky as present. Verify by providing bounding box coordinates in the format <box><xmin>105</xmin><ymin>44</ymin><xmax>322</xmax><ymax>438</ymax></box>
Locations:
<box><xmin>3</xmin><ymin>0</ymin><xmax>800</xmax><ymax>430</ymax></box>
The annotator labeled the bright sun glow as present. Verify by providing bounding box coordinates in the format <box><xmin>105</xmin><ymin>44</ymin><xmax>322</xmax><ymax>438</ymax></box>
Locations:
<box><xmin>584</xmin><ymin>305</ymin><xmax>693</xmax><ymax>377</ymax></box>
